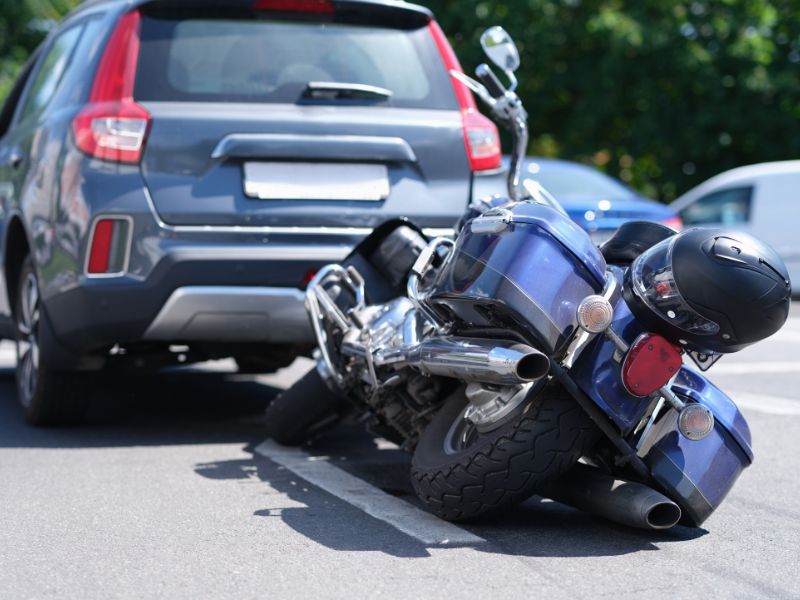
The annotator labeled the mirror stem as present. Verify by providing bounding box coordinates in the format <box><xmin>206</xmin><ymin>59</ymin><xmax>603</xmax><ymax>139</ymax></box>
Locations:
<box><xmin>505</xmin><ymin>70</ymin><xmax>519</xmax><ymax>93</ymax></box>
<box><xmin>508</xmin><ymin>114</ymin><xmax>529</xmax><ymax>202</ymax></box>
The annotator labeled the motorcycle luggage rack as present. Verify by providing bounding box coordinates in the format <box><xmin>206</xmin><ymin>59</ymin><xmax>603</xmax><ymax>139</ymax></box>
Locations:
<box><xmin>305</xmin><ymin>264</ymin><xmax>367</xmax><ymax>387</ymax></box>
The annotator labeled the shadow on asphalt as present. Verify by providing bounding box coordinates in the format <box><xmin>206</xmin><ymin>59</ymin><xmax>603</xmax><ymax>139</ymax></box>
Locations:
<box><xmin>1</xmin><ymin>360</ymin><xmax>709</xmax><ymax>557</ymax></box>
<box><xmin>195</xmin><ymin>426</ymin><xmax>707</xmax><ymax>560</ymax></box>
<box><xmin>0</xmin><ymin>366</ymin><xmax>276</xmax><ymax>448</ymax></box>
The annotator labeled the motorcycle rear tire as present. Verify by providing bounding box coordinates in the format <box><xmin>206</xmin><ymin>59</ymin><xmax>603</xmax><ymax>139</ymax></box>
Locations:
<box><xmin>264</xmin><ymin>369</ymin><xmax>346</xmax><ymax>446</ymax></box>
<box><xmin>411</xmin><ymin>380</ymin><xmax>598</xmax><ymax>521</ymax></box>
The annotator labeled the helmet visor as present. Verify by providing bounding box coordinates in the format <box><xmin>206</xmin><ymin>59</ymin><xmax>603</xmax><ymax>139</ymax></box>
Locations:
<box><xmin>631</xmin><ymin>237</ymin><xmax>720</xmax><ymax>336</ymax></box>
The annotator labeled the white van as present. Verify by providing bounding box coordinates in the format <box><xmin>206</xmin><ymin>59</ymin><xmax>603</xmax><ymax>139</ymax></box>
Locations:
<box><xmin>670</xmin><ymin>161</ymin><xmax>800</xmax><ymax>294</ymax></box>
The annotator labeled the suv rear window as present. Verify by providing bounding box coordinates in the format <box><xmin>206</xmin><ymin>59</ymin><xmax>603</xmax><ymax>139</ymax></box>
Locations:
<box><xmin>135</xmin><ymin>17</ymin><xmax>457</xmax><ymax>110</ymax></box>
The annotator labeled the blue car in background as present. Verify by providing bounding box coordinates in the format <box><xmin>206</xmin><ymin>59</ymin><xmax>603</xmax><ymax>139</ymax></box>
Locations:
<box><xmin>474</xmin><ymin>157</ymin><xmax>682</xmax><ymax>244</ymax></box>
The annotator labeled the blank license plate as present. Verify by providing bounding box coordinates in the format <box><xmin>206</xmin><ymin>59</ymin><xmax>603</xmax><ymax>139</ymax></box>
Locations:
<box><xmin>243</xmin><ymin>162</ymin><xmax>390</xmax><ymax>201</ymax></box>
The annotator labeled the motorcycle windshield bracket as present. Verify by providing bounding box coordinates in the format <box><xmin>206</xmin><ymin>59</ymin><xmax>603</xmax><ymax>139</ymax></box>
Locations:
<box><xmin>407</xmin><ymin>237</ymin><xmax>455</xmax><ymax>333</ymax></box>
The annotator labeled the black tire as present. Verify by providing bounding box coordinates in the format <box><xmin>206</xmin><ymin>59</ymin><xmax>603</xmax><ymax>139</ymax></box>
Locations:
<box><xmin>411</xmin><ymin>380</ymin><xmax>599</xmax><ymax>521</ymax></box>
<box><xmin>14</xmin><ymin>257</ymin><xmax>92</xmax><ymax>426</ymax></box>
<box><xmin>234</xmin><ymin>352</ymin><xmax>296</xmax><ymax>375</ymax></box>
<box><xmin>264</xmin><ymin>369</ymin><xmax>346</xmax><ymax>445</ymax></box>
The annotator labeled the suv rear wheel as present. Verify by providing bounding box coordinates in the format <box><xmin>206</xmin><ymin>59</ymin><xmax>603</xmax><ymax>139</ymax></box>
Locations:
<box><xmin>14</xmin><ymin>257</ymin><xmax>92</xmax><ymax>426</ymax></box>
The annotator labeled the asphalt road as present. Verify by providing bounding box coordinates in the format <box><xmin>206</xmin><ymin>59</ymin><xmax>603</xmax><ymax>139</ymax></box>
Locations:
<box><xmin>1</xmin><ymin>308</ymin><xmax>799</xmax><ymax>600</ymax></box>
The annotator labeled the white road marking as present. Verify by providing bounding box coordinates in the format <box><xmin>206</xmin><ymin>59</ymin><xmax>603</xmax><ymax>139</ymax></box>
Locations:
<box><xmin>710</xmin><ymin>361</ymin><xmax>800</xmax><ymax>375</ymax></box>
<box><xmin>254</xmin><ymin>439</ymin><xmax>485</xmax><ymax>546</ymax></box>
<box><xmin>730</xmin><ymin>392</ymin><xmax>800</xmax><ymax>416</ymax></box>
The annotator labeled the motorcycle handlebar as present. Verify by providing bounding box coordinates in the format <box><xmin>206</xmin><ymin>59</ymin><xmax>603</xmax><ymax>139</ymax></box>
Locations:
<box><xmin>475</xmin><ymin>63</ymin><xmax>506</xmax><ymax>99</ymax></box>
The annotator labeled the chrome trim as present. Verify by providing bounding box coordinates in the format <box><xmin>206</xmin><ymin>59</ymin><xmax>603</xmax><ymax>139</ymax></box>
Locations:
<box><xmin>635</xmin><ymin>396</ymin><xmax>665</xmax><ymax>451</ymax></box>
<box><xmin>142</xmin><ymin>286</ymin><xmax>312</xmax><ymax>343</ymax></box>
<box><xmin>406</xmin><ymin>237</ymin><xmax>455</xmax><ymax>332</ymax></box>
<box><xmin>659</xmin><ymin>382</ymin><xmax>687</xmax><ymax>412</ymax></box>
<box><xmin>470</xmin><ymin>208</ymin><xmax>512</xmax><ymax>234</ymax></box>
<box><xmin>464</xmin><ymin>382</ymin><xmax>531</xmax><ymax>432</ymax></box>
<box><xmin>211</xmin><ymin>132</ymin><xmax>415</xmax><ymax>162</ymax></box>
<box><xmin>406</xmin><ymin>336</ymin><xmax>550</xmax><ymax>386</ymax></box>
<box><xmin>142</xmin><ymin>176</ymin><xmax>454</xmax><ymax>239</ymax></box>
<box><xmin>163</xmin><ymin>245</ymin><xmax>353</xmax><ymax>262</ymax></box>
<box><xmin>562</xmin><ymin>270</ymin><xmax>620</xmax><ymax>369</ymax></box>
<box><xmin>304</xmin><ymin>265</ymin><xmax>366</xmax><ymax>386</ymax></box>
<box><xmin>83</xmin><ymin>215</ymin><xmax>134</xmax><ymax>279</ymax></box>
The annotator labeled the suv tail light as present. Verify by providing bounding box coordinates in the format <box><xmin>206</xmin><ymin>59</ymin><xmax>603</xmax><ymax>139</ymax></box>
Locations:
<box><xmin>428</xmin><ymin>22</ymin><xmax>501</xmax><ymax>173</ymax></box>
<box><xmin>73</xmin><ymin>10</ymin><xmax>151</xmax><ymax>164</ymax></box>
<box><xmin>87</xmin><ymin>217</ymin><xmax>132</xmax><ymax>275</ymax></box>
<box><xmin>621</xmin><ymin>333</ymin><xmax>683</xmax><ymax>397</ymax></box>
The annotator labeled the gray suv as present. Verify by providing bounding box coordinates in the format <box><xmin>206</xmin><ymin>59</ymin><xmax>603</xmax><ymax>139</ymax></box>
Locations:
<box><xmin>0</xmin><ymin>0</ymin><xmax>501</xmax><ymax>424</ymax></box>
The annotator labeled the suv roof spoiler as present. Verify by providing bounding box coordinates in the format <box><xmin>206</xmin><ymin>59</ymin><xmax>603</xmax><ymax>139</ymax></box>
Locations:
<box><xmin>79</xmin><ymin>0</ymin><xmax>433</xmax><ymax>28</ymax></box>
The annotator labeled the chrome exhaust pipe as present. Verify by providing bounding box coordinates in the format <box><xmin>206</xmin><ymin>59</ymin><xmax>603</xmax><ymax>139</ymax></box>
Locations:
<box><xmin>406</xmin><ymin>337</ymin><xmax>550</xmax><ymax>386</ymax></box>
<box><xmin>542</xmin><ymin>464</ymin><xmax>682</xmax><ymax>530</ymax></box>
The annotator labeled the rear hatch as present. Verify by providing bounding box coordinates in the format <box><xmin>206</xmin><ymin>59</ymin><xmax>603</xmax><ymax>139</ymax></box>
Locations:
<box><xmin>133</xmin><ymin>1</ymin><xmax>471</xmax><ymax>228</ymax></box>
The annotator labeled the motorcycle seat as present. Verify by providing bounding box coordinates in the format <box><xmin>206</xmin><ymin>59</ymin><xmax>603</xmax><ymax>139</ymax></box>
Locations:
<box><xmin>599</xmin><ymin>220</ymin><xmax>677</xmax><ymax>264</ymax></box>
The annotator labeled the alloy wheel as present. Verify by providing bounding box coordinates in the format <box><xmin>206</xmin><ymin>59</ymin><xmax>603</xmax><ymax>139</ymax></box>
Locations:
<box><xmin>16</xmin><ymin>271</ymin><xmax>40</xmax><ymax>408</ymax></box>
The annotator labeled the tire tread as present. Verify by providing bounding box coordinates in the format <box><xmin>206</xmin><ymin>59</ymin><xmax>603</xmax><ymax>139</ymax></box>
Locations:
<box><xmin>411</xmin><ymin>384</ymin><xmax>598</xmax><ymax>521</ymax></box>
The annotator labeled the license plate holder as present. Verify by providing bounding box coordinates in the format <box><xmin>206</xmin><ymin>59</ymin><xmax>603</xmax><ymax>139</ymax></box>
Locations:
<box><xmin>243</xmin><ymin>162</ymin><xmax>390</xmax><ymax>201</ymax></box>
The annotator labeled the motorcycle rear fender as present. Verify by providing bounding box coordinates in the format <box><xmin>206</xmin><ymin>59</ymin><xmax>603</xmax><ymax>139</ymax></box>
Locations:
<box><xmin>570</xmin><ymin>295</ymin><xmax>753</xmax><ymax>526</ymax></box>
<box><xmin>641</xmin><ymin>367</ymin><xmax>753</xmax><ymax>525</ymax></box>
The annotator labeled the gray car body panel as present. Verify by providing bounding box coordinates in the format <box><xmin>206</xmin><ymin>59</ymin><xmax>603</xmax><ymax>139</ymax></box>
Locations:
<box><xmin>0</xmin><ymin>0</ymin><xmax>472</xmax><ymax>367</ymax></box>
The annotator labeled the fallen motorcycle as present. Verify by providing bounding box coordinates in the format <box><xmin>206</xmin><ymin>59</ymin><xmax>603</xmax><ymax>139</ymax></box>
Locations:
<box><xmin>266</xmin><ymin>27</ymin><xmax>791</xmax><ymax>529</ymax></box>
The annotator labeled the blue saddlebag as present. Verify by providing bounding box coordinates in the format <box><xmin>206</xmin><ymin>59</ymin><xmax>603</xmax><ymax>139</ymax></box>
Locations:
<box><xmin>639</xmin><ymin>368</ymin><xmax>753</xmax><ymax>526</ymax></box>
<box><xmin>429</xmin><ymin>203</ymin><xmax>606</xmax><ymax>354</ymax></box>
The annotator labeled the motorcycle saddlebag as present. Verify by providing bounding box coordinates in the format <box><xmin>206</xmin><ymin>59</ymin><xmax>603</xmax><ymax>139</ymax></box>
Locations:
<box><xmin>638</xmin><ymin>368</ymin><xmax>754</xmax><ymax>526</ymax></box>
<box><xmin>429</xmin><ymin>203</ymin><xmax>606</xmax><ymax>355</ymax></box>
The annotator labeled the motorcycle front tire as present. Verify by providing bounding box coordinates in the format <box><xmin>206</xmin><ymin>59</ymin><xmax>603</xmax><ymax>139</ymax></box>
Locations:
<box><xmin>264</xmin><ymin>369</ymin><xmax>346</xmax><ymax>446</ymax></box>
<box><xmin>411</xmin><ymin>380</ymin><xmax>598</xmax><ymax>521</ymax></box>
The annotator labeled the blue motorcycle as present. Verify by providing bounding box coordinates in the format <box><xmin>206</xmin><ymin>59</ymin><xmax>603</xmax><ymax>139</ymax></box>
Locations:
<box><xmin>266</xmin><ymin>28</ymin><xmax>792</xmax><ymax>529</ymax></box>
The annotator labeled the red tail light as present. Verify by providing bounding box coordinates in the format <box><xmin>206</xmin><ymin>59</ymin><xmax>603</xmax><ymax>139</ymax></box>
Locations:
<box><xmin>73</xmin><ymin>10</ymin><xmax>151</xmax><ymax>164</ymax></box>
<box><xmin>87</xmin><ymin>217</ymin><xmax>132</xmax><ymax>275</ymax></box>
<box><xmin>253</xmin><ymin>0</ymin><xmax>334</xmax><ymax>12</ymax></box>
<box><xmin>621</xmin><ymin>333</ymin><xmax>683</xmax><ymax>397</ymax></box>
<box><xmin>428</xmin><ymin>21</ymin><xmax>501</xmax><ymax>173</ymax></box>
<box><xmin>87</xmin><ymin>220</ymin><xmax>114</xmax><ymax>274</ymax></box>
<box><xmin>661</xmin><ymin>216</ymin><xmax>684</xmax><ymax>231</ymax></box>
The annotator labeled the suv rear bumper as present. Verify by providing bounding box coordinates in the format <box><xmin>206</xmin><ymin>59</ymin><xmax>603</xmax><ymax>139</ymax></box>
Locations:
<box><xmin>142</xmin><ymin>286</ymin><xmax>311</xmax><ymax>343</ymax></box>
<box><xmin>40</xmin><ymin>240</ymin><xmax>351</xmax><ymax>364</ymax></box>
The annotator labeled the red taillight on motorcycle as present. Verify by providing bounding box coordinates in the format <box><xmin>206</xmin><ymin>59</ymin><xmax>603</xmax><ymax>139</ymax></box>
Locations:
<box><xmin>87</xmin><ymin>218</ymin><xmax>132</xmax><ymax>275</ymax></box>
<box><xmin>73</xmin><ymin>10</ymin><xmax>151</xmax><ymax>164</ymax></box>
<box><xmin>428</xmin><ymin>21</ymin><xmax>502</xmax><ymax>173</ymax></box>
<box><xmin>621</xmin><ymin>333</ymin><xmax>683</xmax><ymax>397</ymax></box>
<box><xmin>661</xmin><ymin>216</ymin><xmax>684</xmax><ymax>231</ymax></box>
<box><xmin>253</xmin><ymin>0</ymin><xmax>334</xmax><ymax>12</ymax></box>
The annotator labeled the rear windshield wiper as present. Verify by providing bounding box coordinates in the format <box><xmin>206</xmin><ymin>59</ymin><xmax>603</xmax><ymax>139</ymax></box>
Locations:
<box><xmin>303</xmin><ymin>82</ymin><xmax>393</xmax><ymax>101</ymax></box>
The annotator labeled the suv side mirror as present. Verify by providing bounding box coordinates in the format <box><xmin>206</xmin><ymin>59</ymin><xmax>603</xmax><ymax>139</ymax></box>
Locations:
<box><xmin>480</xmin><ymin>27</ymin><xmax>520</xmax><ymax>73</ymax></box>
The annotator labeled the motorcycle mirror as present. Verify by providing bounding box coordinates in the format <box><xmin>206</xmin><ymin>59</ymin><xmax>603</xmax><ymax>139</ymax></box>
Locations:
<box><xmin>480</xmin><ymin>26</ymin><xmax>520</xmax><ymax>73</ymax></box>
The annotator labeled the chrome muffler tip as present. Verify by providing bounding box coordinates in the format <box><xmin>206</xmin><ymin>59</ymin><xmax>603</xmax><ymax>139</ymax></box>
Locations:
<box><xmin>406</xmin><ymin>337</ymin><xmax>550</xmax><ymax>386</ymax></box>
<box><xmin>514</xmin><ymin>349</ymin><xmax>551</xmax><ymax>381</ymax></box>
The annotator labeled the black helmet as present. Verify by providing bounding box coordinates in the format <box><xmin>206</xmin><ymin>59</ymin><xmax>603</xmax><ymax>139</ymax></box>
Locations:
<box><xmin>624</xmin><ymin>228</ymin><xmax>791</xmax><ymax>354</ymax></box>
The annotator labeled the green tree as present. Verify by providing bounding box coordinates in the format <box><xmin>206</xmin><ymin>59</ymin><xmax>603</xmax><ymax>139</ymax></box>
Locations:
<box><xmin>426</xmin><ymin>0</ymin><xmax>800</xmax><ymax>200</ymax></box>
<box><xmin>0</xmin><ymin>0</ymin><xmax>79</xmax><ymax>101</ymax></box>
<box><xmin>1</xmin><ymin>1</ymin><xmax>798</xmax><ymax>201</ymax></box>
